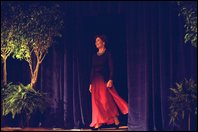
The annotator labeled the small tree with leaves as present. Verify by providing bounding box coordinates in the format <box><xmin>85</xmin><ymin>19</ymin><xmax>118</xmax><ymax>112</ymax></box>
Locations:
<box><xmin>169</xmin><ymin>78</ymin><xmax>197</xmax><ymax>130</ymax></box>
<box><xmin>1</xmin><ymin>3</ymin><xmax>22</xmax><ymax>85</ymax></box>
<box><xmin>1</xmin><ymin>22</ymin><xmax>15</xmax><ymax>86</ymax></box>
<box><xmin>12</xmin><ymin>3</ymin><xmax>64</xmax><ymax>88</ymax></box>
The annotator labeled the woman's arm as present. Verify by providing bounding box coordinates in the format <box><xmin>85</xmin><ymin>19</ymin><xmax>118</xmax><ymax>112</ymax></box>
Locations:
<box><xmin>107</xmin><ymin>52</ymin><xmax>114</xmax><ymax>87</ymax></box>
<box><xmin>108</xmin><ymin>52</ymin><xmax>114</xmax><ymax>81</ymax></box>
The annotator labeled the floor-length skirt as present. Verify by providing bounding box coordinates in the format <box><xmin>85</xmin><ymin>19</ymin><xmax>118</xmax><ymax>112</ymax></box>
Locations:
<box><xmin>90</xmin><ymin>75</ymin><xmax>128</xmax><ymax>127</ymax></box>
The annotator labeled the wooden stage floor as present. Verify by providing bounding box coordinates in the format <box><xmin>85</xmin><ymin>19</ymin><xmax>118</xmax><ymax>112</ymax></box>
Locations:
<box><xmin>1</xmin><ymin>126</ymin><xmax>128</xmax><ymax>131</ymax></box>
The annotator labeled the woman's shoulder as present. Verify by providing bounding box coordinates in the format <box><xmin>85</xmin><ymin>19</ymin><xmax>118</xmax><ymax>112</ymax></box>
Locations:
<box><xmin>105</xmin><ymin>50</ymin><xmax>112</xmax><ymax>56</ymax></box>
<box><xmin>92</xmin><ymin>50</ymin><xmax>112</xmax><ymax>58</ymax></box>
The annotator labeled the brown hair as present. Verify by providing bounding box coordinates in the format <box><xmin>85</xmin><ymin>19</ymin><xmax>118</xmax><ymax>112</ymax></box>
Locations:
<box><xmin>95</xmin><ymin>34</ymin><xmax>107</xmax><ymax>43</ymax></box>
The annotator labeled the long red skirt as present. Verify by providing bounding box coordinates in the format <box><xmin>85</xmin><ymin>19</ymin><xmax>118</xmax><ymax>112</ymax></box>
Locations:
<box><xmin>90</xmin><ymin>75</ymin><xmax>128</xmax><ymax>127</ymax></box>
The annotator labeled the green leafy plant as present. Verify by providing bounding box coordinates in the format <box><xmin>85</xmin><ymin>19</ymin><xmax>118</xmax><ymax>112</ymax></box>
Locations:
<box><xmin>168</xmin><ymin>78</ymin><xmax>197</xmax><ymax>130</ymax></box>
<box><xmin>1</xmin><ymin>82</ymin><xmax>49</xmax><ymax>126</ymax></box>
<box><xmin>177</xmin><ymin>1</ymin><xmax>197</xmax><ymax>47</ymax></box>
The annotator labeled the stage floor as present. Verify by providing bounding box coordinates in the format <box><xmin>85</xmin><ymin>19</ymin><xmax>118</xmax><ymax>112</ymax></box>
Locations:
<box><xmin>1</xmin><ymin>126</ymin><xmax>128</xmax><ymax>131</ymax></box>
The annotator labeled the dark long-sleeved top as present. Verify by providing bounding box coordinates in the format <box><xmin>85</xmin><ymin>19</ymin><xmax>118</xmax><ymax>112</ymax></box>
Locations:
<box><xmin>90</xmin><ymin>50</ymin><xmax>113</xmax><ymax>83</ymax></box>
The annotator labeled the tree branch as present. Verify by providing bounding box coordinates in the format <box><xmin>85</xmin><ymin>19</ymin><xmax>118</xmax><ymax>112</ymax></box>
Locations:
<box><xmin>27</xmin><ymin>59</ymin><xmax>34</xmax><ymax>77</ymax></box>
<box><xmin>40</xmin><ymin>50</ymin><xmax>47</xmax><ymax>64</ymax></box>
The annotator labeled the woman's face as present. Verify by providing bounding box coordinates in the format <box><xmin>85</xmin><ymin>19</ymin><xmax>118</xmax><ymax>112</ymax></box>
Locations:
<box><xmin>95</xmin><ymin>37</ymin><xmax>104</xmax><ymax>49</ymax></box>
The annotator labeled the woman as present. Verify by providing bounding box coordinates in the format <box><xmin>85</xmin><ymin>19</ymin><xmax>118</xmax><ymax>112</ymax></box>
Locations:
<box><xmin>89</xmin><ymin>35</ymin><xmax>128</xmax><ymax>130</ymax></box>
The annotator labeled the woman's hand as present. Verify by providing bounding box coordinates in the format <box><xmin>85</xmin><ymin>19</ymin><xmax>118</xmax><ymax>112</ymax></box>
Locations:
<box><xmin>89</xmin><ymin>84</ymin><xmax>92</xmax><ymax>93</ymax></box>
<box><xmin>106</xmin><ymin>80</ymin><xmax>113</xmax><ymax>88</ymax></box>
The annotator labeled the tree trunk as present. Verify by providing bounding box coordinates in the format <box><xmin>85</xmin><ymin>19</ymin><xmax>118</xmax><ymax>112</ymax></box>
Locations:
<box><xmin>3</xmin><ymin>58</ymin><xmax>7</xmax><ymax>85</ymax></box>
<box><xmin>30</xmin><ymin>61</ymin><xmax>40</xmax><ymax>88</ymax></box>
<box><xmin>30</xmin><ymin>75</ymin><xmax>36</xmax><ymax>88</ymax></box>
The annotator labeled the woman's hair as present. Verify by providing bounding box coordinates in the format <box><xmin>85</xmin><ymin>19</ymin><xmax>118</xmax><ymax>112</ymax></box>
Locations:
<box><xmin>95</xmin><ymin>34</ymin><xmax>107</xmax><ymax>43</ymax></box>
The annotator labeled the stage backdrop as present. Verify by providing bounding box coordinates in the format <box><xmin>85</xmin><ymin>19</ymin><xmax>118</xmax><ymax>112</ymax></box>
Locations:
<box><xmin>1</xmin><ymin>1</ymin><xmax>197</xmax><ymax>131</ymax></box>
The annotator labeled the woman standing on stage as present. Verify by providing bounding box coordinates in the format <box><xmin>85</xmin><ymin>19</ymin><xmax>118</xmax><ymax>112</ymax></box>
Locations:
<box><xmin>89</xmin><ymin>35</ymin><xmax>128</xmax><ymax>129</ymax></box>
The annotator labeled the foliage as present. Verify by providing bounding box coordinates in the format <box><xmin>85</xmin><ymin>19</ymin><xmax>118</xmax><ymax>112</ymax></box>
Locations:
<box><xmin>168</xmin><ymin>78</ymin><xmax>197</xmax><ymax>127</ymax></box>
<box><xmin>177</xmin><ymin>1</ymin><xmax>197</xmax><ymax>47</ymax></box>
<box><xmin>1</xmin><ymin>2</ymin><xmax>64</xmax><ymax>87</ymax></box>
<box><xmin>11</xmin><ymin>3</ymin><xmax>64</xmax><ymax>62</ymax></box>
<box><xmin>1</xmin><ymin>2</ymin><xmax>24</xmax><ymax>61</ymax></box>
<box><xmin>1</xmin><ymin>82</ymin><xmax>49</xmax><ymax>121</ymax></box>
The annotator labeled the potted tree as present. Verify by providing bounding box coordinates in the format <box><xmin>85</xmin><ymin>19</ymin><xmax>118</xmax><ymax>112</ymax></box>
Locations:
<box><xmin>169</xmin><ymin>78</ymin><xmax>197</xmax><ymax>130</ymax></box>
